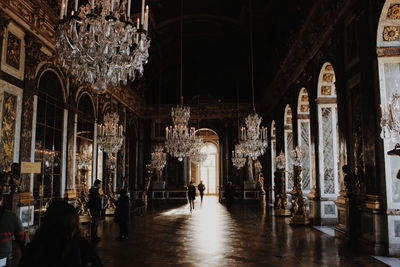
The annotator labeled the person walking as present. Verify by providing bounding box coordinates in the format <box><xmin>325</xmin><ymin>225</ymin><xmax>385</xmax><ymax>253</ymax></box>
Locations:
<box><xmin>88</xmin><ymin>179</ymin><xmax>102</xmax><ymax>242</ymax></box>
<box><xmin>115</xmin><ymin>189</ymin><xmax>130</xmax><ymax>240</ymax></box>
<box><xmin>18</xmin><ymin>201</ymin><xmax>103</xmax><ymax>267</ymax></box>
<box><xmin>187</xmin><ymin>181</ymin><xmax>196</xmax><ymax>212</ymax></box>
<box><xmin>197</xmin><ymin>181</ymin><xmax>205</xmax><ymax>203</ymax></box>
<box><xmin>0</xmin><ymin>189</ymin><xmax>26</xmax><ymax>267</ymax></box>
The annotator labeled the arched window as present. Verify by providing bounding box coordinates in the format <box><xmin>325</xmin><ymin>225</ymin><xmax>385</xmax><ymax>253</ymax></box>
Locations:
<box><xmin>270</xmin><ymin>120</ymin><xmax>276</xmax><ymax>190</ymax></box>
<box><xmin>377</xmin><ymin>0</ymin><xmax>400</xmax><ymax>249</ymax></box>
<box><xmin>76</xmin><ymin>93</ymin><xmax>95</xmax><ymax>187</ymax></box>
<box><xmin>317</xmin><ymin>62</ymin><xmax>339</xmax><ymax>218</ymax></box>
<box><xmin>34</xmin><ymin>70</ymin><xmax>65</xmax><ymax>200</ymax></box>
<box><xmin>190</xmin><ymin>129</ymin><xmax>219</xmax><ymax>195</ymax></box>
<box><xmin>284</xmin><ymin>105</ymin><xmax>293</xmax><ymax>191</ymax></box>
<box><xmin>297</xmin><ymin>88</ymin><xmax>312</xmax><ymax>193</ymax></box>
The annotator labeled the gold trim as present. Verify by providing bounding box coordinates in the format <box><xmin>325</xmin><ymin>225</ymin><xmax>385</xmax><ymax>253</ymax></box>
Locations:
<box><xmin>364</xmin><ymin>194</ymin><xmax>381</xmax><ymax>209</ymax></box>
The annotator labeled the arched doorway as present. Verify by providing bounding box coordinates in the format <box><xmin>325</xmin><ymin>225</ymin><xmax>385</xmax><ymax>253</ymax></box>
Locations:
<box><xmin>34</xmin><ymin>70</ymin><xmax>65</xmax><ymax>200</ymax></box>
<box><xmin>270</xmin><ymin>120</ymin><xmax>276</xmax><ymax>203</ymax></box>
<box><xmin>284</xmin><ymin>105</ymin><xmax>293</xmax><ymax>191</ymax></box>
<box><xmin>317</xmin><ymin>62</ymin><xmax>340</xmax><ymax>220</ymax></box>
<box><xmin>377</xmin><ymin>0</ymin><xmax>400</xmax><ymax>253</ymax></box>
<box><xmin>190</xmin><ymin>129</ymin><xmax>219</xmax><ymax>195</ymax></box>
<box><xmin>297</xmin><ymin>88</ymin><xmax>312</xmax><ymax>194</ymax></box>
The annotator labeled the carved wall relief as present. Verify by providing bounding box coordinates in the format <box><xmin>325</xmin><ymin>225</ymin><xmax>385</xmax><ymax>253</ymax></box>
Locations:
<box><xmin>0</xmin><ymin>93</ymin><xmax>17</xmax><ymax>171</ymax></box>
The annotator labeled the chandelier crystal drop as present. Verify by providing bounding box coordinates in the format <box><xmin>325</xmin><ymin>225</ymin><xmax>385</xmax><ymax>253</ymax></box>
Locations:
<box><xmin>97</xmin><ymin>112</ymin><xmax>124</xmax><ymax>154</ymax></box>
<box><xmin>151</xmin><ymin>145</ymin><xmax>167</xmax><ymax>171</ymax></box>
<box><xmin>381</xmin><ymin>89</ymin><xmax>400</xmax><ymax>140</ymax></box>
<box><xmin>165</xmin><ymin>106</ymin><xmax>196</xmax><ymax>162</ymax></box>
<box><xmin>56</xmin><ymin>0</ymin><xmax>151</xmax><ymax>93</ymax></box>
<box><xmin>240</xmin><ymin>113</ymin><xmax>268</xmax><ymax>160</ymax></box>
<box><xmin>232</xmin><ymin>143</ymin><xmax>246</xmax><ymax>169</ymax></box>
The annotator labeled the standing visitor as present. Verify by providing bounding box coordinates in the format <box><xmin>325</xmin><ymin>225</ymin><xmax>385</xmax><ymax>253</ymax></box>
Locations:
<box><xmin>0</xmin><ymin>189</ymin><xmax>25</xmax><ymax>267</ymax></box>
<box><xmin>115</xmin><ymin>189</ymin><xmax>130</xmax><ymax>240</ymax></box>
<box><xmin>88</xmin><ymin>179</ymin><xmax>102</xmax><ymax>242</ymax></box>
<box><xmin>19</xmin><ymin>201</ymin><xmax>102</xmax><ymax>267</ymax></box>
<box><xmin>197</xmin><ymin>181</ymin><xmax>205</xmax><ymax>203</ymax></box>
<box><xmin>225</xmin><ymin>181</ymin><xmax>235</xmax><ymax>210</ymax></box>
<box><xmin>187</xmin><ymin>181</ymin><xmax>196</xmax><ymax>212</ymax></box>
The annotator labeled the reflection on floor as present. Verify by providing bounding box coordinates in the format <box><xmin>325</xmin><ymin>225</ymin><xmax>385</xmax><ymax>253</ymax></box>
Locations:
<box><xmin>94</xmin><ymin>196</ymin><xmax>384</xmax><ymax>266</ymax></box>
<box><xmin>312</xmin><ymin>226</ymin><xmax>335</xmax><ymax>237</ymax></box>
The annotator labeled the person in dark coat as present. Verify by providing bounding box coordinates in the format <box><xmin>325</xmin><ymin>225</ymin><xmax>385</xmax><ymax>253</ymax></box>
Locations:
<box><xmin>187</xmin><ymin>181</ymin><xmax>196</xmax><ymax>212</ymax></box>
<box><xmin>88</xmin><ymin>179</ymin><xmax>102</xmax><ymax>242</ymax></box>
<box><xmin>18</xmin><ymin>201</ymin><xmax>102</xmax><ymax>267</ymax></box>
<box><xmin>225</xmin><ymin>181</ymin><xmax>235</xmax><ymax>210</ymax></box>
<box><xmin>115</xmin><ymin>189</ymin><xmax>130</xmax><ymax>239</ymax></box>
<box><xmin>0</xmin><ymin>189</ymin><xmax>26</xmax><ymax>267</ymax></box>
<box><xmin>197</xmin><ymin>181</ymin><xmax>205</xmax><ymax>203</ymax></box>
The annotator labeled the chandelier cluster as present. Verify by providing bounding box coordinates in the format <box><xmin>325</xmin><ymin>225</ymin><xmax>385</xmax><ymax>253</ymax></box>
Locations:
<box><xmin>97</xmin><ymin>112</ymin><xmax>124</xmax><ymax>155</ymax></box>
<box><xmin>56</xmin><ymin>0</ymin><xmax>151</xmax><ymax>93</ymax></box>
<box><xmin>232</xmin><ymin>143</ymin><xmax>246</xmax><ymax>169</ymax></box>
<box><xmin>240</xmin><ymin>113</ymin><xmax>268</xmax><ymax>160</ymax></box>
<box><xmin>381</xmin><ymin>90</ymin><xmax>400</xmax><ymax>140</ymax></box>
<box><xmin>151</xmin><ymin>145</ymin><xmax>167</xmax><ymax>171</ymax></box>
<box><xmin>165</xmin><ymin>106</ymin><xmax>196</xmax><ymax>162</ymax></box>
<box><xmin>190</xmin><ymin>136</ymin><xmax>207</xmax><ymax>165</ymax></box>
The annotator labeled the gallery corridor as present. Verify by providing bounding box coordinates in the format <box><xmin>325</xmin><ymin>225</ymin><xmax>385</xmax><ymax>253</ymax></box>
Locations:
<box><xmin>95</xmin><ymin>197</ymin><xmax>384</xmax><ymax>266</ymax></box>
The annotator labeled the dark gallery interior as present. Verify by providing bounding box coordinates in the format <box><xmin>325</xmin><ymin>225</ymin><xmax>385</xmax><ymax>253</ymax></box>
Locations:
<box><xmin>0</xmin><ymin>0</ymin><xmax>400</xmax><ymax>266</ymax></box>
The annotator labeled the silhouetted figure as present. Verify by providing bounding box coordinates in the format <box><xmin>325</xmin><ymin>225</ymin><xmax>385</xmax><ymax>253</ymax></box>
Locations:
<box><xmin>198</xmin><ymin>181</ymin><xmax>205</xmax><ymax>202</ymax></box>
<box><xmin>19</xmin><ymin>201</ymin><xmax>102</xmax><ymax>267</ymax></box>
<box><xmin>0</xmin><ymin>189</ymin><xmax>25</xmax><ymax>267</ymax></box>
<box><xmin>88</xmin><ymin>179</ymin><xmax>102</xmax><ymax>242</ymax></box>
<box><xmin>115</xmin><ymin>189</ymin><xmax>130</xmax><ymax>240</ymax></box>
<box><xmin>2</xmin><ymin>163</ymin><xmax>21</xmax><ymax>211</ymax></box>
<box><xmin>187</xmin><ymin>181</ymin><xmax>196</xmax><ymax>212</ymax></box>
<box><xmin>225</xmin><ymin>181</ymin><xmax>235</xmax><ymax>210</ymax></box>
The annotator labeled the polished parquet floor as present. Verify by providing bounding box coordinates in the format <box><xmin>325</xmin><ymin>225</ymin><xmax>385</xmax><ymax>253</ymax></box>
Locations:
<box><xmin>95</xmin><ymin>196</ymin><xmax>384</xmax><ymax>267</ymax></box>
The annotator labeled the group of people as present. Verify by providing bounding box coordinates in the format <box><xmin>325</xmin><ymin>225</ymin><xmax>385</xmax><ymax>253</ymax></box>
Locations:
<box><xmin>187</xmin><ymin>181</ymin><xmax>206</xmax><ymax>212</ymax></box>
<box><xmin>87</xmin><ymin>179</ymin><xmax>130</xmax><ymax>242</ymax></box>
<box><xmin>0</xmin><ymin>175</ymin><xmax>131</xmax><ymax>266</ymax></box>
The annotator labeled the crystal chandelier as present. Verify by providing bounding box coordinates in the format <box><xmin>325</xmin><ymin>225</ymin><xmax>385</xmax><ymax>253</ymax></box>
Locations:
<box><xmin>97</xmin><ymin>112</ymin><xmax>124</xmax><ymax>155</ymax></box>
<box><xmin>151</xmin><ymin>145</ymin><xmax>167</xmax><ymax>171</ymax></box>
<box><xmin>237</xmin><ymin>5</ymin><xmax>267</xmax><ymax>160</ymax></box>
<box><xmin>190</xmin><ymin>136</ymin><xmax>207</xmax><ymax>165</ymax></box>
<box><xmin>290</xmin><ymin>146</ymin><xmax>305</xmax><ymax>167</ymax></box>
<box><xmin>76</xmin><ymin>145</ymin><xmax>92</xmax><ymax>170</ymax></box>
<box><xmin>56</xmin><ymin>0</ymin><xmax>151</xmax><ymax>93</ymax></box>
<box><xmin>232</xmin><ymin>143</ymin><xmax>246</xmax><ymax>169</ymax></box>
<box><xmin>240</xmin><ymin>113</ymin><xmax>268</xmax><ymax>160</ymax></box>
<box><xmin>381</xmin><ymin>89</ymin><xmax>400</xmax><ymax>140</ymax></box>
<box><xmin>165</xmin><ymin>105</ymin><xmax>196</xmax><ymax>162</ymax></box>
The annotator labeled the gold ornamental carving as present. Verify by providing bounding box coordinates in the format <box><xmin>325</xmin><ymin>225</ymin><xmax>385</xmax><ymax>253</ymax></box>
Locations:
<box><xmin>288</xmin><ymin>166</ymin><xmax>310</xmax><ymax>225</ymax></box>
<box><xmin>321</xmin><ymin>86</ymin><xmax>332</xmax><ymax>95</ymax></box>
<box><xmin>0</xmin><ymin>94</ymin><xmax>17</xmax><ymax>171</ymax></box>
<box><xmin>6</xmin><ymin>32</ymin><xmax>21</xmax><ymax>70</ymax></box>
<box><xmin>388</xmin><ymin>4</ymin><xmax>400</xmax><ymax>19</ymax></box>
<box><xmin>383</xmin><ymin>26</ymin><xmax>400</xmax><ymax>41</ymax></box>
<box><xmin>322</xmin><ymin>73</ymin><xmax>334</xmax><ymax>83</ymax></box>
<box><xmin>273</xmin><ymin>169</ymin><xmax>291</xmax><ymax>216</ymax></box>
<box><xmin>324</xmin><ymin>64</ymin><xmax>333</xmax><ymax>71</ymax></box>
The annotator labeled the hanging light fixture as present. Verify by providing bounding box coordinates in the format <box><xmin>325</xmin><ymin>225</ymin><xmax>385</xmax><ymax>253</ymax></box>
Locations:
<box><xmin>239</xmin><ymin>0</ymin><xmax>268</xmax><ymax>160</ymax></box>
<box><xmin>56</xmin><ymin>0</ymin><xmax>151</xmax><ymax>93</ymax></box>
<box><xmin>164</xmin><ymin>0</ymin><xmax>196</xmax><ymax>162</ymax></box>
<box><xmin>190</xmin><ymin>135</ymin><xmax>207</xmax><ymax>165</ymax></box>
<box><xmin>151</xmin><ymin>145</ymin><xmax>167</xmax><ymax>171</ymax></box>
<box><xmin>232</xmin><ymin>143</ymin><xmax>246</xmax><ymax>169</ymax></box>
<box><xmin>97</xmin><ymin>111</ymin><xmax>124</xmax><ymax>155</ymax></box>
